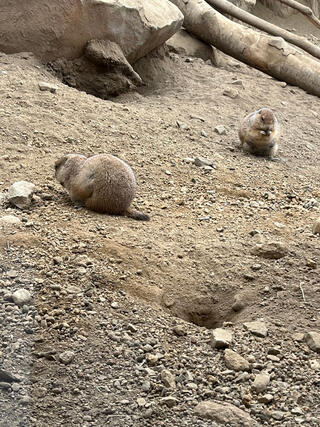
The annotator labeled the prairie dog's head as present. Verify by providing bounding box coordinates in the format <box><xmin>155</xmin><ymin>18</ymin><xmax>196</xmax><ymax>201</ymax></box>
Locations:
<box><xmin>256</xmin><ymin>108</ymin><xmax>277</xmax><ymax>136</ymax></box>
<box><xmin>55</xmin><ymin>154</ymin><xmax>87</xmax><ymax>188</ymax></box>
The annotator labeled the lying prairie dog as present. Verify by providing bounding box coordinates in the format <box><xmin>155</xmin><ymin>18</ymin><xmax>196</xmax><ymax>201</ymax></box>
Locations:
<box><xmin>55</xmin><ymin>153</ymin><xmax>150</xmax><ymax>221</ymax></box>
<box><xmin>238</xmin><ymin>108</ymin><xmax>280</xmax><ymax>158</ymax></box>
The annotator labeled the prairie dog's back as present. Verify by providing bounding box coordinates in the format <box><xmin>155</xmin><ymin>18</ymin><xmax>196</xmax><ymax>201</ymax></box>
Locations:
<box><xmin>77</xmin><ymin>154</ymin><xmax>137</xmax><ymax>212</ymax></box>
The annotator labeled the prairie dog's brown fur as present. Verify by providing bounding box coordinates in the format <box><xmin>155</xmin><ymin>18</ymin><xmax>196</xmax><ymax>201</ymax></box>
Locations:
<box><xmin>238</xmin><ymin>108</ymin><xmax>280</xmax><ymax>158</ymax></box>
<box><xmin>55</xmin><ymin>154</ymin><xmax>149</xmax><ymax>221</ymax></box>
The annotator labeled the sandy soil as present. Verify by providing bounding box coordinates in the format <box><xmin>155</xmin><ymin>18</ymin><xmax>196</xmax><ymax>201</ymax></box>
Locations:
<box><xmin>0</xmin><ymin>30</ymin><xmax>320</xmax><ymax>426</ymax></box>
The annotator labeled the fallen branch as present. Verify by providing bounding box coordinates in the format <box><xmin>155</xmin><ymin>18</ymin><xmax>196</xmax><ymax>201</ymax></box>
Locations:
<box><xmin>206</xmin><ymin>0</ymin><xmax>320</xmax><ymax>60</ymax></box>
<box><xmin>275</xmin><ymin>0</ymin><xmax>320</xmax><ymax>30</ymax></box>
<box><xmin>170</xmin><ymin>0</ymin><xmax>320</xmax><ymax>98</ymax></box>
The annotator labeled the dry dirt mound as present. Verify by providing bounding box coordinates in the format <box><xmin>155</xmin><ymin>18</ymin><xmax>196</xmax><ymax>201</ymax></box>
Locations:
<box><xmin>0</xmin><ymin>47</ymin><xmax>320</xmax><ymax>426</ymax></box>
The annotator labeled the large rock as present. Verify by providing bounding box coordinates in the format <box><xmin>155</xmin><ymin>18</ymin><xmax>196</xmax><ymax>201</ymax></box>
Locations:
<box><xmin>0</xmin><ymin>0</ymin><xmax>183</xmax><ymax>63</ymax></box>
<box><xmin>7</xmin><ymin>181</ymin><xmax>35</xmax><ymax>209</ymax></box>
<box><xmin>252</xmin><ymin>241</ymin><xmax>288</xmax><ymax>259</ymax></box>
<box><xmin>194</xmin><ymin>400</ymin><xmax>257</xmax><ymax>426</ymax></box>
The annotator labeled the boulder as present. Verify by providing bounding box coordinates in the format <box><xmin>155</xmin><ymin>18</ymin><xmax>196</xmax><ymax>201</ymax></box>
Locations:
<box><xmin>0</xmin><ymin>0</ymin><xmax>183</xmax><ymax>63</ymax></box>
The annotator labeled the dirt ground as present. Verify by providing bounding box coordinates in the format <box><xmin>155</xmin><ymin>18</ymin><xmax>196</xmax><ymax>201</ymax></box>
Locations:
<box><xmin>1</xmin><ymin>12</ymin><xmax>320</xmax><ymax>426</ymax></box>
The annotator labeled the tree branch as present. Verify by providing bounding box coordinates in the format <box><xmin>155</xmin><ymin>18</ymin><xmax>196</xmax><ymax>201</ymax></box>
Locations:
<box><xmin>206</xmin><ymin>0</ymin><xmax>320</xmax><ymax>60</ymax></box>
<box><xmin>275</xmin><ymin>0</ymin><xmax>320</xmax><ymax>30</ymax></box>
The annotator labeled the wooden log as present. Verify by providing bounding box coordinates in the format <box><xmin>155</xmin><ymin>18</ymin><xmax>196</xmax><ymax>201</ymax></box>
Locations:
<box><xmin>169</xmin><ymin>0</ymin><xmax>320</xmax><ymax>97</ymax></box>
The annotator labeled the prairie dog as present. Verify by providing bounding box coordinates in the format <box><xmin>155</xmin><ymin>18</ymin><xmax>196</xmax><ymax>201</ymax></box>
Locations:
<box><xmin>55</xmin><ymin>153</ymin><xmax>150</xmax><ymax>221</ymax></box>
<box><xmin>238</xmin><ymin>108</ymin><xmax>280</xmax><ymax>158</ymax></box>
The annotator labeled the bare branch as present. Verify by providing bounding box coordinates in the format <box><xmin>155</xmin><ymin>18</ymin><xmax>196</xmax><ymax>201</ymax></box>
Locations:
<box><xmin>206</xmin><ymin>0</ymin><xmax>320</xmax><ymax>60</ymax></box>
<box><xmin>275</xmin><ymin>0</ymin><xmax>320</xmax><ymax>30</ymax></box>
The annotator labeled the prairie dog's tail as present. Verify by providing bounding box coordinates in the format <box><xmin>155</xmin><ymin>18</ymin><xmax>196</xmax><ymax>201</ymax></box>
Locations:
<box><xmin>125</xmin><ymin>208</ymin><xmax>150</xmax><ymax>221</ymax></box>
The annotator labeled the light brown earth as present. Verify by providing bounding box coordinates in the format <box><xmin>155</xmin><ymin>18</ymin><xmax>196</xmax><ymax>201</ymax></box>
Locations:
<box><xmin>0</xmin><ymin>13</ymin><xmax>320</xmax><ymax>426</ymax></box>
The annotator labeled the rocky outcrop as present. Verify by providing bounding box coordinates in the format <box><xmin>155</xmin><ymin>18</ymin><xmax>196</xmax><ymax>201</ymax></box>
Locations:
<box><xmin>0</xmin><ymin>0</ymin><xmax>183</xmax><ymax>63</ymax></box>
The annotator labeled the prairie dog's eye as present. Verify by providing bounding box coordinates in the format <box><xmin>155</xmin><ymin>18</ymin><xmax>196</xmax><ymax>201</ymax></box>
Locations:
<box><xmin>261</xmin><ymin>116</ymin><xmax>265</xmax><ymax>122</ymax></box>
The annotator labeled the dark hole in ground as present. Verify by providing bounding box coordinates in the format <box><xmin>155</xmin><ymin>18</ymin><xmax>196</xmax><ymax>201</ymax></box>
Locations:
<box><xmin>168</xmin><ymin>294</ymin><xmax>236</xmax><ymax>329</ymax></box>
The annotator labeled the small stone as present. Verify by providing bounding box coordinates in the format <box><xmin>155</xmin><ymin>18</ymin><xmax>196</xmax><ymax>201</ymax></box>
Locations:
<box><xmin>38</xmin><ymin>81</ymin><xmax>58</xmax><ymax>93</ymax></box>
<box><xmin>312</xmin><ymin>217</ymin><xmax>320</xmax><ymax>234</ymax></box>
<box><xmin>252</xmin><ymin>241</ymin><xmax>288</xmax><ymax>259</ymax></box>
<box><xmin>190</xmin><ymin>114</ymin><xmax>205</xmax><ymax>122</ymax></box>
<box><xmin>244</xmin><ymin>321</ymin><xmax>268</xmax><ymax>337</ymax></box>
<box><xmin>59</xmin><ymin>350</ymin><xmax>75</xmax><ymax>365</ymax></box>
<box><xmin>291</xmin><ymin>407</ymin><xmax>304</xmax><ymax>415</ymax></box>
<box><xmin>306</xmin><ymin>259</ymin><xmax>317</xmax><ymax>269</ymax></box>
<box><xmin>231</xmin><ymin>79</ymin><xmax>244</xmax><ymax>87</ymax></box>
<box><xmin>267</xmin><ymin>355</ymin><xmax>280</xmax><ymax>362</ymax></box>
<box><xmin>137</xmin><ymin>397</ymin><xmax>146</xmax><ymax>407</ymax></box>
<box><xmin>214</xmin><ymin>125</ymin><xmax>227</xmax><ymax>135</ymax></box>
<box><xmin>305</xmin><ymin>331</ymin><xmax>320</xmax><ymax>353</ymax></box>
<box><xmin>173</xmin><ymin>325</ymin><xmax>187</xmax><ymax>336</ymax></box>
<box><xmin>258</xmin><ymin>393</ymin><xmax>274</xmax><ymax>404</ymax></box>
<box><xmin>0</xmin><ymin>215</ymin><xmax>21</xmax><ymax>226</ymax></box>
<box><xmin>224</xmin><ymin>349</ymin><xmax>250</xmax><ymax>371</ymax></box>
<box><xmin>280</xmin><ymin>82</ymin><xmax>287</xmax><ymax>88</ymax></box>
<box><xmin>146</xmin><ymin>353</ymin><xmax>158</xmax><ymax>365</ymax></box>
<box><xmin>53</xmin><ymin>256</ymin><xmax>63</xmax><ymax>265</ymax></box>
<box><xmin>111</xmin><ymin>302</ymin><xmax>119</xmax><ymax>309</ymax></box>
<box><xmin>7</xmin><ymin>181</ymin><xmax>36</xmax><ymax>209</ymax></box>
<box><xmin>210</xmin><ymin>328</ymin><xmax>233</xmax><ymax>349</ymax></box>
<box><xmin>223</xmin><ymin>88</ymin><xmax>239</xmax><ymax>99</ymax></box>
<box><xmin>20</xmin><ymin>395</ymin><xmax>32</xmax><ymax>405</ymax></box>
<box><xmin>176</xmin><ymin>120</ymin><xmax>190</xmax><ymax>130</ymax></box>
<box><xmin>194</xmin><ymin>157</ymin><xmax>214</xmax><ymax>167</ymax></box>
<box><xmin>271</xmin><ymin>411</ymin><xmax>284</xmax><ymax>420</ymax></box>
<box><xmin>292</xmin><ymin>332</ymin><xmax>304</xmax><ymax>342</ymax></box>
<box><xmin>183</xmin><ymin>157</ymin><xmax>194</xmax><ymax>164</ymax></box>
<box><xmin>251</xmin><ymin>374</ymin><xmax>270</xmax><ymax>393</ymax></box>
<box><xmin>310</xmin><ymin>359</ymin><xmax>320</xmax><ymax>370</ymax></box>
<box><xmin>163</xmin><ymin>294</ymin><xmax>175</xmax><ymax>308</ymax></box>
<box><xmin>201</xmin><ymin>130</ymin><xmax>208</xmax><ymax>137</ymax></box>
<box><xmin>194</xmin><ymin>400</ymin><xmax>256</xmax><ymax>424</ymax></box>
<box><xmin>160</xmin><ymin>396</ymin><xmax>178</xmax><ymax>407</ymax></box>
<box><xmin>12</xmin><ymin>289</ymin><xmax>31</xmax><ymax>306</ymax></box>
<box><xmin>141</xmin><ymin>381</ymin><xmax>151</xmax><ymax>392</ymax></box>
<box><xmin>11</xmin><ymin>383</ymin><xmax>20</xmax><ymax>392</ymax></box>
<box><xmin>161</xmin><ymin>369</ymin><xmax>176</xmax><ymax>389</ymax></box>
<box><xmin>232</xmin><ymin>295</ymin><xmax>246</xmax><ymax>312</ymax></box>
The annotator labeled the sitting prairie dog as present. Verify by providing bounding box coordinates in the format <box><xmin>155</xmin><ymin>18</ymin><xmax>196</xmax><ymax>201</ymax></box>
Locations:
<box><xmin>238</xmin><ymin>108</ymin><xmax>280</xmax><ymax>158</ymax></box>
<box><xmin>55</xmin><ymin>153</ymin><xmax>150</xmax><ymax>221</ymax></box>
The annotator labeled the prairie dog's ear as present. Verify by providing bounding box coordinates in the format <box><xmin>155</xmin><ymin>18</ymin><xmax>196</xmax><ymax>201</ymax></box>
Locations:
<box><xmin>55</xmin><ymin>155</ymin><xmax>68</xmax><ymax>171</ymax></box>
